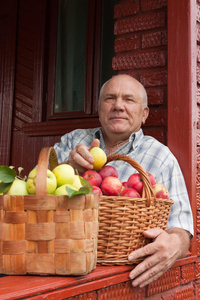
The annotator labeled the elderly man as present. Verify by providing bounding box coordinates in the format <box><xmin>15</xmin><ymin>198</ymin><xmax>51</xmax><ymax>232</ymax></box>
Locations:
<box><xmin>54</xmin><ymin>74</ymin><xmax>193</xmax><ymax>287</ymax></box>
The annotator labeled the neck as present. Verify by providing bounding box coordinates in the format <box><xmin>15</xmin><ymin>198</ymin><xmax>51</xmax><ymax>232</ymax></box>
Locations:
<box><xmin>102</xmin><ymin>133</ymin><xmax>130</xmax><ymax>155</ymax></box>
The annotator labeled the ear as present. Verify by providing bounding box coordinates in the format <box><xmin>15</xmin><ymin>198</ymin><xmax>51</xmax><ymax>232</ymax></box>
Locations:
<box><xmin>142</xmin><ymin>107</ymin><xmax>149</xmax><ymax>124</ymax></box>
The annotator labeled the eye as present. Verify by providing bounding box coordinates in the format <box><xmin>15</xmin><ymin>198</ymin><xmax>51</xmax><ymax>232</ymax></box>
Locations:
<box><xmin>125</xmin><ymin>98</ymin><xmax>134</xmax><ymax>102</ymax></box>
<box><xmin>104</xmin><ymin>95</ymin><xmax>115</xmax><ymax>102</ymax></box>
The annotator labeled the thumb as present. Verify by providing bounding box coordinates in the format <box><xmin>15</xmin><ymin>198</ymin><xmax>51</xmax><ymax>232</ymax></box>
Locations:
<box><xmin>143</xmin><ymin>227</ymin><xmax>164</xmax><ymax>239</ymax></box>
<box><xmin>89</xmin><ymin>139</ymin><xmax>100</xmax><ymax>151</ymax></box>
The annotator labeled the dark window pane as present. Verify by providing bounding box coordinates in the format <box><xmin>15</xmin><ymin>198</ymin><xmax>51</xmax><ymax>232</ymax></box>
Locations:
<box><xmin>100</xmin><ymin>0</ymin><xmax>117</xmax><ymax>86</ymax></box>
<box><xmin>53</xmin><ymin>0</ymin><xmax>117</xmax><ymax>115</ymax></box>
<box><xmin>54</xmin><ymin>0</ymin><xmax>88</xmax><ymax>113</ymax></box>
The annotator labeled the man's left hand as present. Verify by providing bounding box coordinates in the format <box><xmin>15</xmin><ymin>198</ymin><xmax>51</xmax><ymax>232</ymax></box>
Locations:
<box><xmin>128</xmin><ymin>227</ymin><xmax>190</xmax><ymax>288</ymax></box>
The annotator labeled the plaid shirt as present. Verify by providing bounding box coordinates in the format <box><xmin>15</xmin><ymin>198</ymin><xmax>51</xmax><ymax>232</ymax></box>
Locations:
<box><xmin>54</xmin><ymin>128</ymin><xmax>194</xmax><ymax>236</ymax></box>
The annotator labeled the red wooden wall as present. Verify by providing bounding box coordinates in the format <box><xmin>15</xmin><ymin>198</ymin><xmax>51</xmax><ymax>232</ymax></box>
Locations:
<box><xmin>9</xmin><ymin>0</ymin><xmax>168</xmax><ymax>176</ymax></box>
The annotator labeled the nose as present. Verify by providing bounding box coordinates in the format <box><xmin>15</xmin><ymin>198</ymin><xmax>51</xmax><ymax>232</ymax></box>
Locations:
<box><xmin>113</xmin><ymin>97</ymin><xmax>124</xmax><ymax>110</ymax></box>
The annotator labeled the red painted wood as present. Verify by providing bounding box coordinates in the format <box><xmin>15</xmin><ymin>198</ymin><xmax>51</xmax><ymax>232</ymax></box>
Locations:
<box><xmin>97</xmin><ymin>281</ymin><xmax>145</xmax><ymax>300</ymax></box>
<box><xmin>181</xmin><ymin>264</ymin><xmax>195</xmax><ymax>284</ymax></box>
<box><xmin>0</xmin><ymin>0</ymin><xmax>17</xmax><ymax>165</ymax></box>
<box><xmin>0</xmin><ymin>257</ymin><xmax>197</xmax><ymax>300</ymax></box>
<box><xmin>29</xmin><ymin>272</ymin><xmax>132</xmax><ymax>300</ymax></box>
<box><xmin>22</xmin><ymin>108</ymin><xmax>167</xmax><ymax>137</ymax></box>
<box><xmin>167</xmin><ymin>0</ymin><xmax>197</xmax><ymax>255</ymax></box>
<box><xmin>0</xmin><ymin>266</ymin><xmax>132</xmax><ymax>300</ymax></box>
<box><xmin>31</xmin><ymin>0</ymin><xmax>47</xmax><ymax>123</ymax></box>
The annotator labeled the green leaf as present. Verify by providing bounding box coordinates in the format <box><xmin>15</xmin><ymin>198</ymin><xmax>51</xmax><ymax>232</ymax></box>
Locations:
<box><xmin>0</xmin><ymin>181</ymin><xmax>12</xmax><ymax>194</ymax></box>
<box><xmin>79</xmin><ymin>177</ymin><xmax>93</xmax><ymax>193</ymax></box>
<box><xmin>65</xmin><ymin>178</ymin><xmax>93</xmax><ymax>198</ymax></box>
<box><xmin>65</xmin><ymin>186</ymin><xmax>81</xmax><ymax>197</ymax></box>
<box><xmin>0</xmin><ymin>166</ymin><xmax>16</xmax><ymax>183</ymax></box>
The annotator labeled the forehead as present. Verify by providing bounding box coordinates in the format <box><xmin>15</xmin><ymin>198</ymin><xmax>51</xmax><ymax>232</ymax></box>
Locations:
<box><xmin>102</xmin><ymin>76</ymin><xmax>142</xmax><ymax>97</ymax></box>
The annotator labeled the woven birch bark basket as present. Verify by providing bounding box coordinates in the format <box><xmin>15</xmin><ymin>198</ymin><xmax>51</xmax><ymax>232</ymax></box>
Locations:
<box><xmin>97</xmin><ymin>154</ymin><xmax>174</xmax><ymax>266</ymax></box>
<box><xmin>0</xmin><ymin>147</ymin><xmax>99</xmax><ymax>276</ymax></box>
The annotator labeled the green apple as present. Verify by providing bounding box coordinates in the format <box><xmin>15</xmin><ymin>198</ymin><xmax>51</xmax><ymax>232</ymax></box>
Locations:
<box><xmin>26</xmin><ymin>168</ymin><xmax>57</xmax><ymax>195</ymax></box>
<box><xmin>54</xmin><ymin>184</ymin><xmax>78</xmax><ymax>196</ymax></box>
<box><xmin>52</xmin><ymin>164</ymin><xmax>75</xmax><ymax>187</ymax></box>
<box><xmin>72</xmin><ymin>175</ymin><xmax>83</xmax><ymax>189</ymax></box>
<box><xmin>7</xmin><ymin>178</ymin><xmax>29</xmax><ymax>195</ymax></box>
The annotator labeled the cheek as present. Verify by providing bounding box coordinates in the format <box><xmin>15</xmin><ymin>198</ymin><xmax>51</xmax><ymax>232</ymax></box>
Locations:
<box><xmin>99</xmin><ymin>104</ymin><xmax>111</xmax><ymax>116</ymax></box>
<box><xmin>128</xmin><ymin>108</ymin><xmax>143</xmax><ymax>123</ymax></box>
<box><xmin>98</xmin><ymin>105</ymin><xmax>107</xmax><ymax>124</ymax></box>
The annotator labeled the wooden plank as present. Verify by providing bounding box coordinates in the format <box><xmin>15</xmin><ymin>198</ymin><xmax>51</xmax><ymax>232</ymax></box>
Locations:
<box><xmin>167</xmin><ymin>0</ymin><xmax>197</xmax><ymax>255</ymax></box>
<box><xmin>22</xmin><ymin>108</ymin><xmax>167</xmax><ymax>137</ymax></box>
<box><xmin>0</xmin><ymin>266</ymin><xmax>132</xmax><ymax>299</ymax></box>
<box><xmin>0</xmin><ymin>0</ymin><xmax>17</xmax><ymax>165</ymax></box>
<box><xmin>0</xmin><ymin>256</ymin><xmax>197</xmax><ymax>299</ymax></box>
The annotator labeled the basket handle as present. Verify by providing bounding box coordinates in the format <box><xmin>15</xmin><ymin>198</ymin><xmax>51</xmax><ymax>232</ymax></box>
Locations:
<box><xmin>106</xmin><ymin>154</ymin><xmax>155</xmax><ymax>207</ymax></box>
<box><xmin>36</xmin><ymin>147</ymin><xmax>58</xmax><ymax>195</ymax></box>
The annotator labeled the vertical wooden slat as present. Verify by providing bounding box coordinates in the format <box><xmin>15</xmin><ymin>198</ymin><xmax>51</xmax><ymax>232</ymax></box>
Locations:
<box><xmin>167</xmin><ymin>0</ymin><xmax>197</xmax><ymax>255</ymax></box>
<box><xmin>0</xmin><ymin>0</ymin><xmax>17</xmax><ymax>165</ymax></box>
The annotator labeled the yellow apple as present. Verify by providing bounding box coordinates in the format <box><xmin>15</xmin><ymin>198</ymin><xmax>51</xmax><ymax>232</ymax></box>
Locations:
<box><xmin>26</xmin><ymin>168</ymin><xmax>57</xmax><ymax>195</ymax></box>
<box><xmin>89</xmin><ymin>147</ymin><xmax>107</xmax><ymax>171</ymax></box>
<box><xmin>54</xmin><ymin>184</ymin><xmax>78</xmax><ymax>196</ymax></box>
<box><xmin>7</xmin><ymin>178</ymin><xmax>29</xmax><ymax>195</ymax></box>
<box><xmin>72</xmin><ymin>175</ymin><xmax>83</xmax><ymax>189</ymax></box>
<box><xmin>52</xmin><ymin>164</ymin><xmax>75</xmax><ymax>187</ymax></box>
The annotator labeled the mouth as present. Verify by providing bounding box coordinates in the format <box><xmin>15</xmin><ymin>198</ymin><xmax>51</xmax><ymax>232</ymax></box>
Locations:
<box><xmin>109</xmin><ymin>116</ymin><xmax>127</xmax><ymax>120</ymax></box>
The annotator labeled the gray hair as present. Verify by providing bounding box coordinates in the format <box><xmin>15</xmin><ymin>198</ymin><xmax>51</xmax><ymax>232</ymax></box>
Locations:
<box><xmin>99</xmin><ymin>75</ymin><xmax>148</xmax><ymax>109</ymax></box>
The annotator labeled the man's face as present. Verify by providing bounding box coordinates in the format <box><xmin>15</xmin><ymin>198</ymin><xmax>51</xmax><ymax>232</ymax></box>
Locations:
<box><xmin>98</xmin><ymin>75</ymin><xmax>149</xmax><ymax>138</ymax></box>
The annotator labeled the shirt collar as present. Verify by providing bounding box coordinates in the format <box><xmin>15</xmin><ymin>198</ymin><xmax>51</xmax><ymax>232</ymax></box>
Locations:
<box><xmin>130</xmin><ymin>128</ymin><xmax>144</xmax><ymax>150</ymax></box>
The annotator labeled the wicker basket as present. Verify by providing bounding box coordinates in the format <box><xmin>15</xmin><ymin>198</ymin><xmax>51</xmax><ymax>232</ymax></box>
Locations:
<box><xmin>0</xmin><ymin>147</ymin><xmax>99</xmax><ymax>275</ymax></box>
<box><xmin>97</xmin><ymin>154</ymin><xmax>174</xmax><ymax>266</ymax></box>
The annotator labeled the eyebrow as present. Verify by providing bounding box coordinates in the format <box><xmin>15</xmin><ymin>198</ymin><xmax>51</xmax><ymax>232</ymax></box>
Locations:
<box><xmin>104</xmin><ymin>93</ymin><xmax>135</xmax><ymax>98</ymax></box>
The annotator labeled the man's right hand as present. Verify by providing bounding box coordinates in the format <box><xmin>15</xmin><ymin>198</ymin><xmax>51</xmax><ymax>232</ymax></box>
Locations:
<box><xmin>66</xmin><ymin>139</ymin><xmax>100</xmax><ymax>174</ymax></box>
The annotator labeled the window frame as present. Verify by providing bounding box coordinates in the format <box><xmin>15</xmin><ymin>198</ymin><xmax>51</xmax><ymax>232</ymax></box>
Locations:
<box><xmin>44</xmin><ymin>0</ymin><xmax>102</xmax><ymax>121</ymax></box>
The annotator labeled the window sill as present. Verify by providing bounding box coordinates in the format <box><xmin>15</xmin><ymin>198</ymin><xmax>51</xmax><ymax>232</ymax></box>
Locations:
<box><xmin>0</xmin><ymin>255</ymin><xmax>197</xmax><ymax>299</ymax></box>
<box><xmin>22</xmin><ymin>116</ymin><xmax>101</xmax><ymax>137</ymax></box>
<box><xmin>0</xmin><ymin>265</ymin><xmax>133</xmax><ymax>299</ymax></box>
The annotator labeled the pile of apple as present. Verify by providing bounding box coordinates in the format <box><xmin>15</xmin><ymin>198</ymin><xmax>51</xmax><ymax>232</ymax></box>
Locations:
<box><xmin>0</xmin><ymin>146</ymin><xmax>169</xmax><ymax>199</ymax></box>
<box><xmin>0</xmin><ymin>164</ymin><xmax>84</xmax><ymax>196</ymax></box>
<box><xmin>82</xmin><ymin>165</ymin><xmax>170</xmax><ymax>199</ymax></box>
<box><xmin>26</xmin><ymin>164</ymin><xmax>84</xmax><ymax>195</ymax></box>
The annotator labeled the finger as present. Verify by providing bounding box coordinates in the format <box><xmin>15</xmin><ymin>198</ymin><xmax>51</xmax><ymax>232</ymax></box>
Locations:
<box><xmin>76</xmin><ymin>144</ymin><xmax>94</xmax><ymax>163</ymax></box>
<box><xmin>73</xmin><ymin>150</ymin><xmax>94</xmax><ymax>169</ymax></box>
<box><xmin>68</xmin><ymin>147</ymin><xmax>93</xmax><ymax>171</ymax></box>
<box><xmin>129</xmin><ymin>252</ymin><xmax>158</xmax><ymax>281</ymax></box>
<box><xmin>128</xmin><ymin>228</ymin><xmax>165</xmax><ymax>263</ymax></box>
<box><xmin>89</xmin><ymin>139</ymin><xmax>100</xmax><ymax>150</ymax></box>
<box><xmin>143</xmin><ymin>228</ymin><xmax>164</xmax><ymax>239</ymax></box>
<box><xmin>131</xmin><ymin>262</ymin><xmax>167</xmax><ymax>288</ymax></box>
<box><xmin>128</xmin><ymin>241</ymin><xmax>157</xmax><ymax>263</ymax></box>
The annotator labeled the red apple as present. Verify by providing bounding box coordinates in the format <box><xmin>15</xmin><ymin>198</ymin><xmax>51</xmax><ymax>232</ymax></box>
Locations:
<box><xmin>127</xmin><ymin>172</ymin><xmax>156</xmax><ymax>196</ymax></box>
<box><xmin>147</xmin><ymin>172</ymin><xmax>157</xmax><ymax>185</ymax></box>
<box><xmin>152</xmin><ymin>183</ymin><xmax>169</xmax><ymax>199</ymax></box>
<box><xmin>82</xmin><ymin>170</ymin><xmax>102</xmax><ymax>187</ymax></box>
<box><xmin>120</xmin><ymin>187</ymin><xmax>140</xmax><ymax>198</ymax></box>
<box><xmin>122</xmin><ymin>182</ymin><xmax>128</xmax><ymax>188</ymax></box>
<box><xmin>127</xmin><ymin>173</ymin><xmax>143</xmax><ymax>195</ymax></box>
<box><xmin>92</xmin><ymin>186</ymin><xmax>103</xmax><ymax>195</ymax></box>
<box><xmin>101</xmin><ymin>176</ymin><xmax>122</xmax><ymax>196</ymax></box>
<box><xmin>98</xmin><ymin>165</ymin><xmax>118</xmax><ymax>180</ymax></box>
